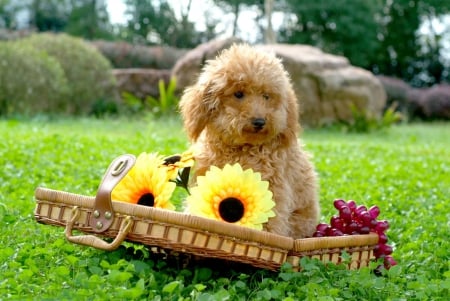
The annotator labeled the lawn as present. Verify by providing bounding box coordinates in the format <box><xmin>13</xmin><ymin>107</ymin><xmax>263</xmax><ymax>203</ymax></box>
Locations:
<box><xmin>0</xmin><ymin>117</ymin><xmax>449</xmax><ymax>300</ymax></box>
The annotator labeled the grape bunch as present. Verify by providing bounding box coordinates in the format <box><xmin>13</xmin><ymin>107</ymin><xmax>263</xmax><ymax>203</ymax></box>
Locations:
<box><xmin>313</xmin><ymin>199</ymin><xmax>397</xmax><ymax>269</ymax></box>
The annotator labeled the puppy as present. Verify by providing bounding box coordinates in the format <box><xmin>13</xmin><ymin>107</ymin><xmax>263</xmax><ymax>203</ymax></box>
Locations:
<box><xmin>179</xmin><ymin>44</ymin><xmax>319</xmax><ymax>238</ymax></box>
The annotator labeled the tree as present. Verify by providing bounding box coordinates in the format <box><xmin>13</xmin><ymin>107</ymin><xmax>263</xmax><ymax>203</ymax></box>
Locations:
<box><xmin>124</xmin><ymin>0</ymin><xmax>215</xmax><ymax>47</ymax></box>
<box><xmin>278</xmin><ymin>0</ymin><xmax>381</xmax><ymax>68</ymax></box>
<box><xmin>264</xmin><ymin>0</ymin><xmax>276</xmax><ymax>43</ymax></box>
<box><xmin>65</xmin><ymin>0</ymin><xmax>114</xmax><ymax>40</ymax></box>
<box><xmin>212</xmin><ymin>0</ymin><xmax>261</xmax><ymax>37</ymax></box>
<box><xmin>0</xmin><ymin>0</ymin><xmax>19</xmax><ymax>29</ymax></box>
<box><xmin>279</xmin><ymin>0</ymin><xmax>450</xmax><ymax>87</ymax></box>
<box><xmin>28</xmin><ymin>0</ymin><xmax>71</xmax><ymax>32</ymax></box>
<box><xmin>0</xmin><ymin>0</ymin><xmax>114</xmax><ymax>40</ymax></box>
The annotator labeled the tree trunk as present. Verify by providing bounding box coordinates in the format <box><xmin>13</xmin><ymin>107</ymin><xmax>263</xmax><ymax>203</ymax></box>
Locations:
<box><xmin>232</xmin><ymin>3</ymin><xmax>240</xmax><ymax>37</ymax></box>
<box><xmin>264</xmin><ymin>0</ymin><xmax>276</xmax><ymax>43</ymax></box>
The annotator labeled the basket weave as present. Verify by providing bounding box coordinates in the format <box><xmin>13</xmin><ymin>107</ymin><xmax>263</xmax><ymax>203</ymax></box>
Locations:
<box><xmin>33</xmin><ymin>155</ymin><xmax>379</xmax><ymax>271</ymax></box>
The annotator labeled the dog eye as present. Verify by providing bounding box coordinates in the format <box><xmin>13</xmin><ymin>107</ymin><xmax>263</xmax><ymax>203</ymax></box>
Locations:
<box><xmin>263</xmin><ymin>93</ymin><xmax>270</xmax><ymax>101</ymax></box>
<box><xmin>234</xmin><ymin>91</ymin><xmax>244</xmax><ymax>99</ymax></box>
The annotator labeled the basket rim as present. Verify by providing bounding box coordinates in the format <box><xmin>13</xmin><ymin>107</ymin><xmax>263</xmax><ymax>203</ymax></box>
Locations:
<box><xmin>35</xmin><ymin>187</ymin><xmax>380</xmax><ymax>253</ymax></box>
<box><xmin>34</xmin><ymin>186</ymin><xmax>294</xmax><ymax>250</ymax></box>
<box><xmin>293</xmin><ymin>233</ymin><xmax>379</xmax><ymax>252</ymax></box>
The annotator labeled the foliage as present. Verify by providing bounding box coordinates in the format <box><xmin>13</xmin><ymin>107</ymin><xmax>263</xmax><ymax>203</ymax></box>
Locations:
<box><xmin>279</xmin><ymin>0</ymin><xmax>450</xmax><ymax>87</ymax></box>
<box><xmin>64</xmin><ymin>0</ymin><xmax>114</xmax><ymax>40</ymax></box>
<box><xmin>0</xmin><ymin>117</ymin><xmax>449</xmax><ymax>299</ymax></box>
<box><xmin>145</xmin><ymin>77</ymin><xmax>179</xmax><ymax>117</ymax></box>
<box><xmin>19</xmin><ymin>33</ymin><xmax>118</xmax><ymax>115</ymax></box>
<box><xmin>0</xmin><ymin>40</ymin><xmax>68</xmax><ymax>116</ymax></box>
<box><xmin>121</xmin><ymin>77</ymin><xmax>179</xmax><ymax>117</ymax></box>
<box><xmin>91</xmin><ymin>40</ymin><xmax>187</xmax><ymax>69</ymax></box>
<box><xmin>20</xmin><ymin>0</ymin><xmax>114</xmax><ymax>40</ymax></box>
<box><xmin>123</xmin><ymin>0</ymin><xmax>217</xmax><ymax>47</ymax></box>
<box><xmin>339</xmin><ymin>104</ymin><xmax>403</xmax><ymax>133</ymax></box>
<box><xmin>2</xmin><ymin>0</ymin><xmax>449</xmax><ymax>88</ymax></box>
<box><xmin>0</xmin><ymin>0</ymin><xmax>19</xmax><ymax>28</ymax></box>
<box><xmin>279</xmin><ymin>0</ymin><xmax>380</xmax><ymax>69</ymax></box>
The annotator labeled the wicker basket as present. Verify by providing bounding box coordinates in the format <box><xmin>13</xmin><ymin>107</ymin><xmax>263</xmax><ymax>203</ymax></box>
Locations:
<box><xmin>34</xmin><ymin>155</ymin><xmax>379</xmax><ymax>271</ymax></box>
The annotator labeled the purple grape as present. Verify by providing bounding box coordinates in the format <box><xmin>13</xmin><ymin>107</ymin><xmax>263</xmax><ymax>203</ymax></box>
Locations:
<box><xmin>333</xmin><ymin>199</ymin><xmax>346</xmax><ymax>210</ymax></box>
<box><xmin>359</xmin><ymin>211</ymin><xmax>376</xmax><ymax>228</ymax></box>
<box><xmin>384</xmin><ymin>255</ymin><xmax>398</xmax><ymax>268</ymax></box>
<box><xmin>345</xmin><ymin>221</ymin><xmax>360</xmax><ymax>234</ymax></box>
<box><xmin>360</xmin><ymin>226</ymin><xmax>371</xmax><ymax>234</ymax></box>
<box><xmin>377</xmin><ymin>244</ymin><xmax>393</xmax><ymax>256</ymax></box>
<box><xmin>328</xmin><ymin>228</ymin><xmax>344</xmax><ymax>237</ymax></box>
<box><xmin>355</xmin><ymin>205</ymin><xmax>368</xmax><ymax>215</ymax></box>
<box><xmin>313</xmin><ymin>231</ymin><xmax>325</xmax><ymax>237</ymax></box>
<box><xmin>378</xmin><ymin>232</ymin><xmax>388</xmax><ymax>244</ymax></box>
<box><xmin>330</xmin><ymin>216</ymin><xmax>345</xmax><ymax>231</ymax></box>
<box><xmin>339</xmin><ymin>205</ymin><xmax>352</xmax><ymax>222</ymax></box>
<box><xmin>375</xmin><ymin>220</ymin><xmax>390</xmax><ymax>233</ymax></box>
<box><xmin>316</xmin><ymin>223</ymin><xmax>330</xmax><ymax>234</ymax></box>
<box><xmin>368</xmin><ymin>205</ymin><xmax>380</xmax><ymax>219</ymax></box>
<box><xmin>347</xmin><ymin>200</ymin><xmax>357</xmax><ymax>211</ymax></box>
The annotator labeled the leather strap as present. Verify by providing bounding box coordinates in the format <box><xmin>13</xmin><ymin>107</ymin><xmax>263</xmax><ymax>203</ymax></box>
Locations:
<box><xmin>89</xmin><ymin>154</ymin><xmax>136</xmax><ymax>233</ymax></box>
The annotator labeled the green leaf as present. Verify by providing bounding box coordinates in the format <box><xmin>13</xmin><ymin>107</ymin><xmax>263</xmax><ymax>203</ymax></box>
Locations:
<box><xmin>162</xmin><ymin>281</ymin><xmax>180</xmax><ymax>294</ymax></box>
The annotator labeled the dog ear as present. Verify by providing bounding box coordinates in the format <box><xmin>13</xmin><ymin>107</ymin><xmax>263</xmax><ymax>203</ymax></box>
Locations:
<box><xmin>179</xmin><ymin>83</ymin><xmax>215</xmax><ymax>141</ymax></box>
<box><xmin>284</xmin><ymin>87</ymin><xmax>301</xmax><ymax>140</ymax></box>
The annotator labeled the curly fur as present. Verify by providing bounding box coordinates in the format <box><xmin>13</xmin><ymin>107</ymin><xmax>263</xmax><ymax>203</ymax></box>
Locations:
<box><xmin>179</xmin><ymin>44</ymin><xmax>319</xmax><ymax>238</ymax></box>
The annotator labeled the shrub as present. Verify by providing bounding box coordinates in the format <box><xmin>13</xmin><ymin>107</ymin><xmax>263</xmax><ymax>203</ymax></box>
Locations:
<box><xmin>121</xmin><ymin>77</ymin><xmax>179</xmax><ymax>117</ymax></box>
<box><xmin>340</xmin><ymin>104</ymin><xmax>402</xmax><ymax>133</ymax></box>
<box><xmin>19</xmin><ymin>33</ymin><xmax>118</xmax><ymax>115</ymax></box>
<box><xmin>90</xmin><ymin>40</ymin><xmax>187</xmax><ymax>69</ymax></box>
<box><xmin>407</xmin><ymin>84</ymin><xmax>450</xmax><ymax>120</ymax></box>
<box><xmin>0</xmin><ymin>41</ymin><xmax>68</xmax><ymax>116</ymax></box>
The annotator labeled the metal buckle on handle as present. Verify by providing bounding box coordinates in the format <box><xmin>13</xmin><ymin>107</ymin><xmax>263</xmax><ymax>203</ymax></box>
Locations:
<box><xmin>66</xmin><ymin>206</ymin><xmax>133</xmax><ymax>251</ymax></box>
<box><xmin>89</xmin><ymin>154</ymin><xmax>136</xmax><ymax>233</ymax></box>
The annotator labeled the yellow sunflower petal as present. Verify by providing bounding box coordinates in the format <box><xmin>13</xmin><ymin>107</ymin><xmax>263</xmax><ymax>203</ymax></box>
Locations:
<box><xmin>111</xmin><ymin>152</ymin><xmax>176</xmax><ymax>210</ymax></box>
<box><xmin>184</xmin><ymin>163</ymin><xmax>275</xmax><ymax>230</ymax></box>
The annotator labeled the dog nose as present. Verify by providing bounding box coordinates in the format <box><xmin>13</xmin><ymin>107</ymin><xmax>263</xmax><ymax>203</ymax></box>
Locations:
<box><xmin>251</xmin><ymin>118</ymin><xmax>266</xmax><ymax>130</ymax></box>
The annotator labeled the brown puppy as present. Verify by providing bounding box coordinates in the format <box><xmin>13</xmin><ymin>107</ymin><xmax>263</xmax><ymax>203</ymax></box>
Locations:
<box><xmin>179</xmin><ymin>44</ymin><xmax>319</xmax><ymax>238</ymax></box>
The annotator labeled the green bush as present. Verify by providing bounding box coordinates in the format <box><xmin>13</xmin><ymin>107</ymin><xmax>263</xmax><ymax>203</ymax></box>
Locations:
<box><xmin>19</xmin><ymin>33</ymin><xmax>118</xmax><ymax>115</ymax></box>
<box><xmin>0</xmin><ymin>41</ymin><xmax>68</xmax><ymax>116</ymax></box>
<box><xmin>340</xmin><ymin>104</ymin><xmax>403</xmax><ymax>133</ymax></box>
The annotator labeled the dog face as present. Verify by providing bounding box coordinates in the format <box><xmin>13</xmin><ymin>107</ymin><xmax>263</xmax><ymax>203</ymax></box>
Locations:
<box><xmin>180</xmin><ymin>44</ymin><xmax>300</xmax><ymax>146</ymax></box>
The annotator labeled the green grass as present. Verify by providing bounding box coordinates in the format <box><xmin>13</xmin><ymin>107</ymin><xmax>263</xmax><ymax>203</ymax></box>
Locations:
<box><xmin>0</xmin><ymin>117</ymin><xmax>449</xmax><ymax>300</ymax></box>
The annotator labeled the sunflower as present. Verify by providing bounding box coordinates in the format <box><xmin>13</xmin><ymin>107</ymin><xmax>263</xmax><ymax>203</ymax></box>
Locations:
<box><xmin>112</xmin><ymin>152</ymin><xmax>176</xmax><ymax>210</ymax></box>
<box><xmin>185</xmin><ymin>163</ymin><xmax>276</xmax><ymax>230</ymax></box>
<box><xmin>162</xmin><ymin>149</ymin><xmax>195</xmax><ymax>180</ymax></box>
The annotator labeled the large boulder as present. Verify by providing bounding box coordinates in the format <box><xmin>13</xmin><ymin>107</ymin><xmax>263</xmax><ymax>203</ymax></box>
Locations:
<box><xmin>172</xmin><ymin>41</ymin><xmax>386</xmax><ymax>126</ymax></box>
<box><xmin>171</xmin><ymin>37</ymin><xmax>243</xmax><ymax>92</ymax></box>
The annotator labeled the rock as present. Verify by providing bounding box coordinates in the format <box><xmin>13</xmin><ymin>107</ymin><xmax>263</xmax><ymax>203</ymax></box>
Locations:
<box><xmin>376</xmin><ymin>75</ymin><xmax>414</xmax><ymax>115</ymax></box>
<box><xmin>171</xmin><ymin>37</ymin><xmax>243</xmax><ymax>92</ymax></box>
<box><xmin>256</xmin><ymin>44</ymin><xmax>386</xmax><ymax>126</ymax></box>
<box><xmin>113</xmin><ymin>68</ymin><xmax>171</xmax><ymax>100</ymax></box>
<box><xmin>172</xmin><ymin>41</ymin><xmax>386</xmax><ymax>126</ymax></box>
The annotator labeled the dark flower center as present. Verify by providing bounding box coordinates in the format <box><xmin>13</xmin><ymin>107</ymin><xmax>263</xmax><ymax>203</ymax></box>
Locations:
<box><xmin>138</xmin><ymin>193</ymin><xmax>155</xmax><ymax>207</ymax></box>
<box><xmin>218</xmin><ymin>197</ymin><xmax>245</xmax><ymax>223</ymax></box>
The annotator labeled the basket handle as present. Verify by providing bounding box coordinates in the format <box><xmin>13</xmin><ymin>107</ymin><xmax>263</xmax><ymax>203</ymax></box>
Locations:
<box><xmin>65</xmin><ymin>206</ymin><xmax>133</xmax><ymax>251</ymax></box>
<box><xmin>89</xmin><ymin>154</ymin><xmax>136</xmax><ymax>233</ymax></box>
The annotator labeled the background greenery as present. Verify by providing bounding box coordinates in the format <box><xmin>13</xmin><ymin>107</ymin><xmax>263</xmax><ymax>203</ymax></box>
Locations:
<box><xmin>0</xmin><ymin>33</ymin><xmax>118</xmax><ymax>117</ymax></box>
<box><xmin>0</xmin><ymin>0</ymin><xmax>449</xmax><ymax>87</ymax></box>
<box><xmin>0</xmin><ymin>117</ymin><xmax>448</xmax><ymax>300</ymax></box>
